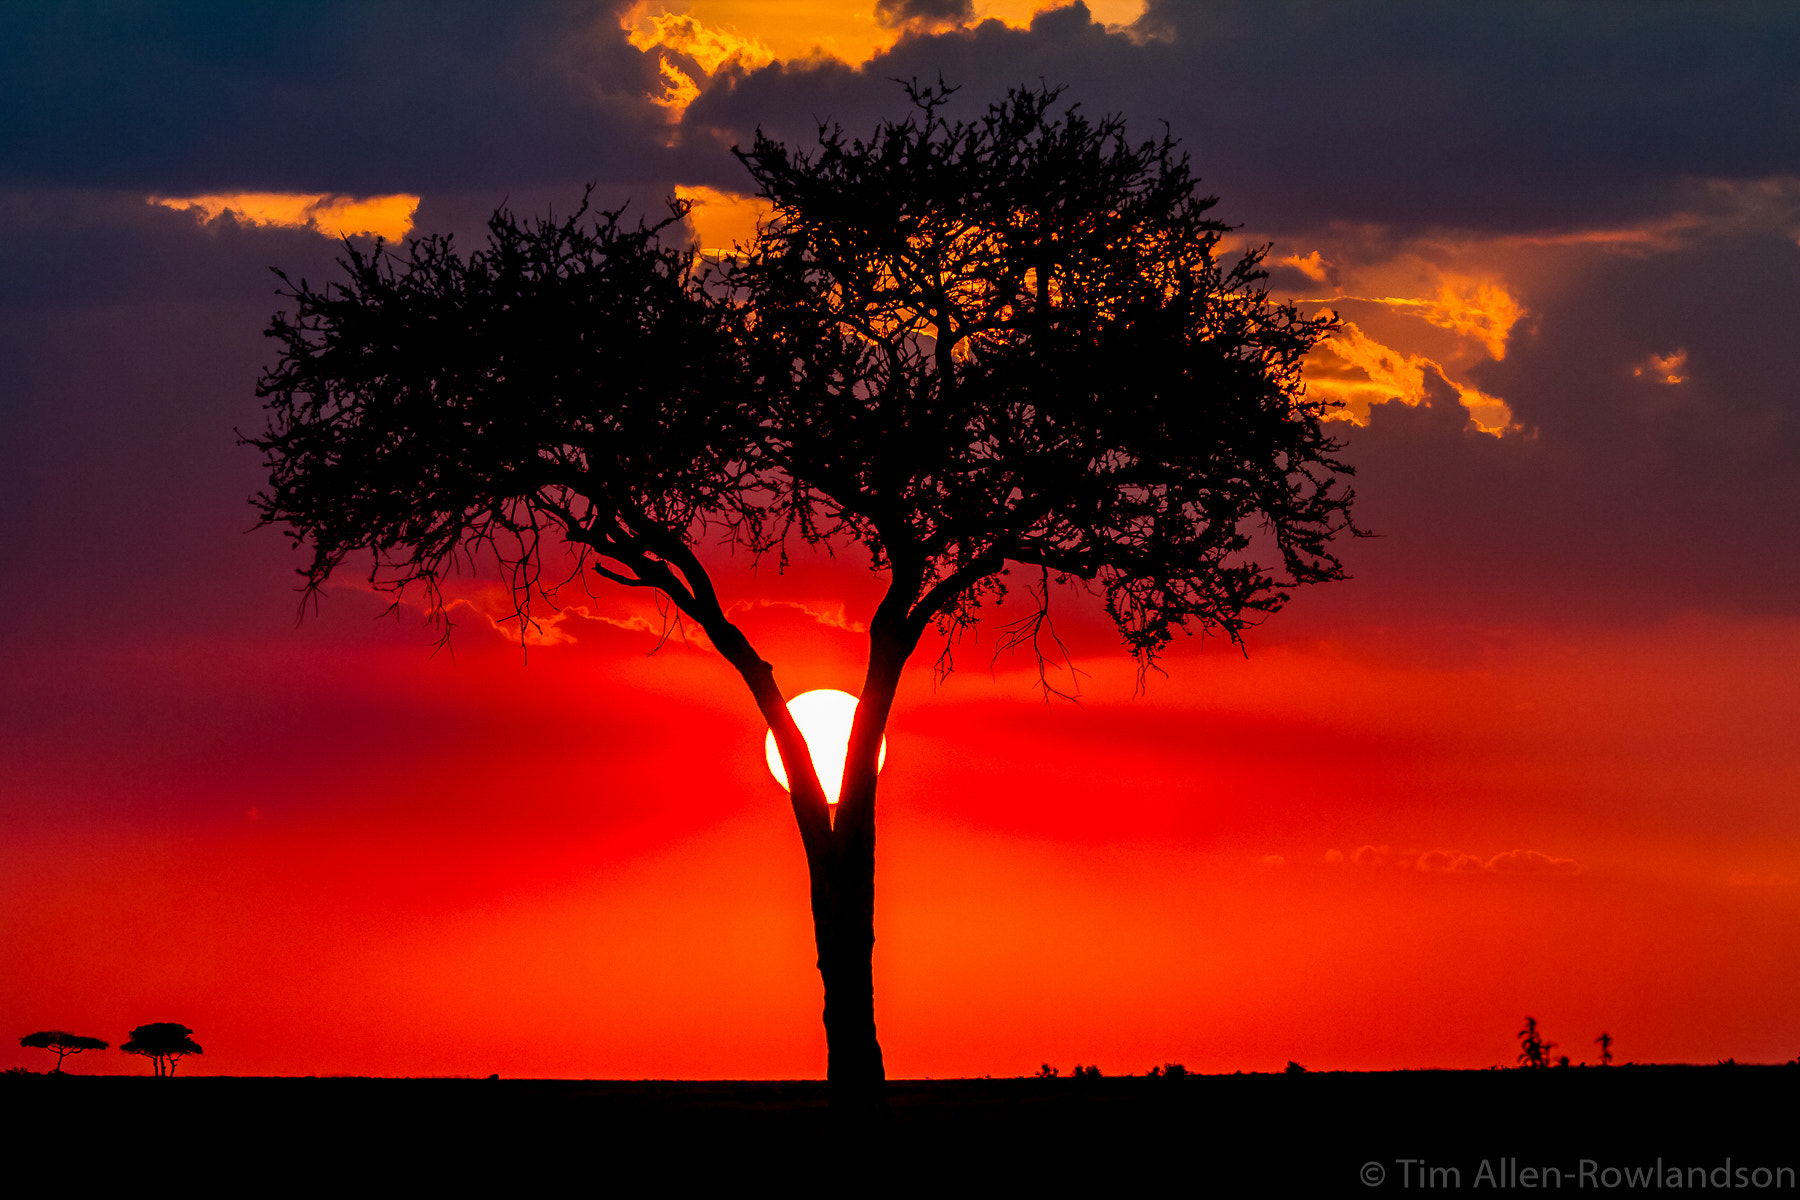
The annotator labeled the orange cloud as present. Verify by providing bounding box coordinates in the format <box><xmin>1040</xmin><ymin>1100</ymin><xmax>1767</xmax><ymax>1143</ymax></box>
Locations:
<box><xmin>675</xmin><ymin>184</ymin><xmax>771</xmax><ymax>254</ymax></box>
<box><xmin>1281</xmin><ymin>249</ymin><xmax>1331</xmax><ymax>283</ymax></box>
<box><xmin>651</xmin><ymin>56</ymin><xmax>703</xmax><ymax>112</ymax></box>
<box><xmin>729</xmin><ymin>598</ymin><xmax>868</xmax><ymax>634</ymax></box>
<box><xmin>319</xmin><ymin>569</ymin><xmax>718</xmax><ymax>654</ymax></box>
<box><xmin>1283</xmin><ymin>175</ymin><xmax>1800</xmax><ymax>437</ymax></box>
<box><xmin>1416</xmin><ymin>848</ymin><xmax>1485</xmax><ymax>872</ymax></box>
<box><xmin>1633</xmin><ymin>349</ymin><xmax>1688</xmax><ymax>385</ymax></box>
<box><xmin>149</xmin><ymin>192</ymin><xmax>419</xmax><ymax>240</ymax></box>
<box><xmin>978</xmin><ymin>0</ymin><xmax>1149</xmax><ymax>32</ymax></box>
<box><xmin>1305</xmin><ymin>321</ymin><xmax>1515</xmax><ymax>434</ymax></box>
<box><xmin>1329</xmin><ymin>275</ymin><xmax>1525</xmax><ymax>361</ymax></box>
<box><xmin>627</xmin><ymin>1</ymin><xmax>876</xmax><ymax>72</ymax></box>
<box><xmin>625</xmin><ymin>5</ymin><xmax>776</xmax><ymax>111</ymax></box>
<box><xmin>1341</xmin><ymin>845</ymin><xmax>1582</xmax><ymax>875</ymax></box>
<box><xmin>1282</xmin><ymin>243</ymin><xmax>1524</xmax><ymax>434</ymax></box>
<box><xmin>622</xmin><ymin>1</ymin><xmax>1149</xmax><ymax>89</ymax></box>
<box><xmin>1483</xmin><ymin>848</ymin><xmax>1583</xmax><ymax>876</ymax></box>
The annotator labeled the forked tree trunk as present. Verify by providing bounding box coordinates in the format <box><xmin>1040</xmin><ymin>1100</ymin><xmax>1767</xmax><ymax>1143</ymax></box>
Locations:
<box><xmin>707</xmin><ymin>591</ymin><xmax>915</xmax><ymax>1113</ymax></box>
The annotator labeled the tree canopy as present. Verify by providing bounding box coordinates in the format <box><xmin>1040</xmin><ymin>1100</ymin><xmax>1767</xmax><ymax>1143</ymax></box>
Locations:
<box><xmin>252</xmin><ymin>195</ymin><xmax>746</xmax><ymax>637</ymax></box>
<box><xmin>727</xmin><ymin>83</ymin><xmax>1350</xmax><ymax>670</ymax></box>
<box><xmin>19</xmin><ymin>1030</ymin><xmax>109</xmax><ymax>1072</ymax></box>
<box><xmin>248</xmin><ymin>82</ymin><xmax>1357</xmax><ymax>1102</ymax></box>
<box><xmin>121</xmin><ymin>1023</ymin><xmax>203</xmax><ymax>1077</ymax></box>
<box><xmin>251</xmin><ymin>84</ymin><xmax>1351</xmax><ymax>679</ymax></box>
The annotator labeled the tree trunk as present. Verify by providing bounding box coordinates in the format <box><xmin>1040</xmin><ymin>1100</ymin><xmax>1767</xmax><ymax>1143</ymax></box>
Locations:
<box><xmin>813</xmin><ymin>829</ymin><xmax>883</xmax><ymax>1108</ymax></box>
<box><xmin>812</xmin><ymin>627</ymin><xmax>907</xmax><ymax>1111</ymax></box>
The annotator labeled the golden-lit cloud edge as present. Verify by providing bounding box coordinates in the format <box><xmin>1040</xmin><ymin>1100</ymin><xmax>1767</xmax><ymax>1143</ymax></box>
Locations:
<box><xmin>150</xmin><ymin>192</ymin><xmax>420</xmax><ymax>241</ymax></box>
<box><xmin>1632</xmin><ymin>349</ymin><xmax>1688</xmax><ymax>386</ymax></box>
<box><xmin>1280</xmin><ymin>248</ymin><xmax>1526</xmax><ymax>435</ymax></box>
<box><xmin>1307</xmin><ymin>321</ymin><xmax>1517</xmax><ymax>435</ymax></box>
<box><xmin>622</xmin><ymin>1</ymin><xmax>1151</xmax><ymax>115</ymax></box>
<box><xmin>1283</xmin><ymin>176</ymin><xmax>1800</xmax><ymax>436</ymax></box>
<box><xmin>624</xmin><ymin>7</ymin><xmax>776</xmax><ymax>111</ymax></box>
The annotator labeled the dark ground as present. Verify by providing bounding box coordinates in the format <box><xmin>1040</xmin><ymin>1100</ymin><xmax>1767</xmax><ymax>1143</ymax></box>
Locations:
<box><xmin>9</xmin><ymin>1066</ymin><xmax>1794</xmax><ymax>1192</ymax></box>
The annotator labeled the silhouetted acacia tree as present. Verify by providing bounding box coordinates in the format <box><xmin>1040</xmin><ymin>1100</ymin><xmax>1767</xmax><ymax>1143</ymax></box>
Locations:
<box><xmin>121</xmin><ymin>1023</ymin><xmax>203</xmax><ymax>1076</ymax></box>
<box><xmin>248</xmin><ymin>83</ymin><xmax>1355</xmax><ymax>1106</ymax></box>
<box><xmin>19</xmin><ymin>1030</ymin><xmax>109</xmax><ymax>1073</ymax></box>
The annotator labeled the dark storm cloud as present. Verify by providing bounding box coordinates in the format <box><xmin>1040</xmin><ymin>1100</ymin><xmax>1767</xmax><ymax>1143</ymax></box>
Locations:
<box><xmin>0</xmin><ymin>189</ymin><xmax>349</xmax><ymax>309</ymax></box>
<box><xmin>1138</xmin><ymin>0</ymin><xmax>1800</xmax><ymax>231</ymax></box>
<box><xmin>1332</xmin><ymin>220</ymin><xmax>1800</xmax><ymax>623</ymax></box>
<box><xmin>0</xmin><ymin>0</ymin><xmax>668</xmax><ymax>195</ymax></box>
<box><xmin>684</xmin><ymin>0</ymin><xmax>1800</xmax><ymax>232</ymax></box>
<box><xmin>876</xmin><ymin>0</ymin><xmax>976</xmax><ymax>30</ymax></box>
<box><xmin>0</xmin><ymin>196</ymin><xmax>355</xmax><ymax>642</ymax></box>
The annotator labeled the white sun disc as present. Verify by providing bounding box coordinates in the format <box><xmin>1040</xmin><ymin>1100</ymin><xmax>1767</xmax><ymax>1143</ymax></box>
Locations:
<box><xmin>763</xmin><ymin>688</ymin><xmax>888</xmax><ymax>805</ymax></box>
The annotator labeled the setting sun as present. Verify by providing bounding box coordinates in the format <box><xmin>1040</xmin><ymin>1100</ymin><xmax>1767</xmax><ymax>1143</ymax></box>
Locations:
<box><xmin>763</xmin><ymin>688</ymin><xmax>888</xmax><ymax>805</ymax></box>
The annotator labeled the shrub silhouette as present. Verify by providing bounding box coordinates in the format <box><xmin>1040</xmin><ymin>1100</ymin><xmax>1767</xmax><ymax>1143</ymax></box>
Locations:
<box><xmin>19</xmin><ymin>1030</ymin><xmax>109</xmax><ymax>1073</ymax></box>
<box><xmin>1284</xmin><ymin>1060</ymin><xmax>1307</xmax><ymax>1075</ymax></box>
<box><xmin>1517</xmin><ymin>1017</ymin><xmax>1555</xmax><ymax>1070</ymax></box>
<box><xmin>1595</xmin><ymin>1031</ymin><xmax>1614</xmax><ymax>1066</ymax></box>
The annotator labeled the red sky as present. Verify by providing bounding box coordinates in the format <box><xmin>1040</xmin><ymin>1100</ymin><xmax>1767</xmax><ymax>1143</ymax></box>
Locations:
<box><xmin>3</xmin><ymin>1</ymin><xmax>1799</xmax><ymax>1078</ymax></box>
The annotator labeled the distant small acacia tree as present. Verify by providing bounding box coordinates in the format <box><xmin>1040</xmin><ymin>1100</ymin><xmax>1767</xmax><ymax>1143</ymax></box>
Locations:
<box><xmin>1595</xmin><ymin>1031</ymin><xmax>1613</xmax><ymax>1066</ymax></box>
<box><xmin>121</xmin><ymin>1024</ymin><xmax>203</xmax><ymax>1077</ymax></box>
<box><xmin>19</xmin><ymin>1030</ymin><xmax>109</xmax><ymax>1073</ymax></box>
<box><xmin>249</xmin><ymin>82</ymin><xmax>1355</xmax><ymax>1106</ymax></box>
<box><xmin>1517</xmin><ymin>1017</ymin><xmax>1555</xmax><ymax>1070</ymax></box>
